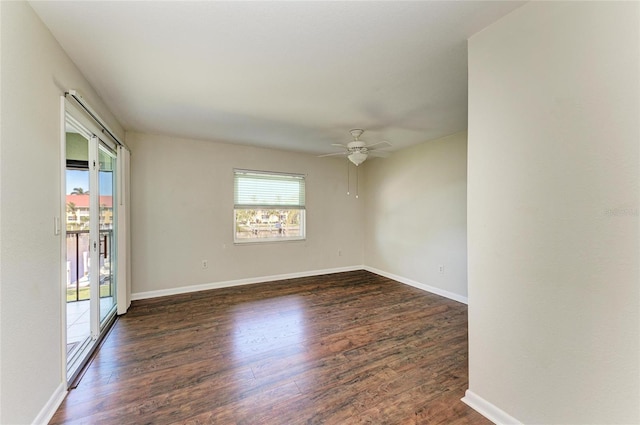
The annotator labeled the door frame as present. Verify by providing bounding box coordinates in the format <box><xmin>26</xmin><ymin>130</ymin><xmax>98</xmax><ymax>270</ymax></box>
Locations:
<box><xmin>61</xmin><ymin>97</ymin><xmax>118</xmax><ymax>387</ymax></box>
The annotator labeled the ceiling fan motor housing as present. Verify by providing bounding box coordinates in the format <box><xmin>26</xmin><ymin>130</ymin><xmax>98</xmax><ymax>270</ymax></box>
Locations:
<box><xmin>347</xmin><ymin>140</ymin><xmax>367</xmax><ymax>151</ymax></box>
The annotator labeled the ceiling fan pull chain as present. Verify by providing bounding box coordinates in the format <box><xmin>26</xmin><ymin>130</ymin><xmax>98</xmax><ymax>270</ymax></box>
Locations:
<box><xmin>347</xmin><ymin>160</ymin><xmax>350</xmax><ymax>196</ymax></box>
<box><xmin>355</xmin><ymin>166</ymin><xmax>359</xmax><ymax>199</ymax></box>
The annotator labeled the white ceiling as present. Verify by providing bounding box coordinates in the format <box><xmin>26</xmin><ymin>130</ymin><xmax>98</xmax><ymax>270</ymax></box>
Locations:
<box><xmin>30</xmin><ymin>1</ymin><xmax>524</xmax><ymax>155</ymax></box>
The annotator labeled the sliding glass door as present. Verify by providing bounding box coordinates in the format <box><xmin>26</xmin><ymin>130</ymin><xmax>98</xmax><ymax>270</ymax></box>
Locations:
<box><xmin>65</xmin><ymin>117</ymin><xmax>93</xmax><ymax>373</ymax></box>
<box><xmin>64</xmin><ymin>105</ymin><xmax>118</xmax><ymax>384</ymax></box>
<box><xmin>98</xmin><ymin>144</ymin><xmax>117</xmax><ymax>324</ymax></box>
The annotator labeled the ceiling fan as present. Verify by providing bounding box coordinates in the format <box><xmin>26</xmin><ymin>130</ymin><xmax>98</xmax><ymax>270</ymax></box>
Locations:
<box><xmin>319</xmin><ymin>129</ymin><xmax>392</xmax><ymax>166</ymax></box>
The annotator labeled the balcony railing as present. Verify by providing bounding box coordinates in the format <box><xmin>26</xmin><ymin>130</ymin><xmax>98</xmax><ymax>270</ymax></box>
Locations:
<box><xmin>66</xmin><ymin>229</ymin><xmax>113</xmax><ymax>302</ymax></box>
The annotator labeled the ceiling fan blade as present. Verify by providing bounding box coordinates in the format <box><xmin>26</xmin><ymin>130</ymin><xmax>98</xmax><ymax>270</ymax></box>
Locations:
<box><xmin>365</xmin><ymin>140</ymin><xmax>392</xmax><ymax>149</ymax></box>
<box><xmin>368</xmin><ymin>150</ymin><xmax>391</xmax><ymax>158</ymax></box>
<box><xmin>331</xmin><ymin>143</ymin><xmax>348</xmax><ymax>148</ymax></box>
<box><xmin>317</xmin><ymin>151</ymin><xmax>349</xmax><ymax>158</ymax></box>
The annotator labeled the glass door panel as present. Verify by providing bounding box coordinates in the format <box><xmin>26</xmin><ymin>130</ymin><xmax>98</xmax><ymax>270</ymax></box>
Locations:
<box><xmin>65</xmin><ymin>116</ymin><xmax>93</xmax><ymax>375</ymax></box>
<box><xmin>98</xmin><ymin>144</ymin><xmax>117</xmax><ymax>324</ymax></box>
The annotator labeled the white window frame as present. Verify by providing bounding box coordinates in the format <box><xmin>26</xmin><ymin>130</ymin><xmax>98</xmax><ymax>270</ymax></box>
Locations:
<box><xmin>233</xmin><ymin>169</ymin><xmax>306</xmax><ymax>244</ymax></box>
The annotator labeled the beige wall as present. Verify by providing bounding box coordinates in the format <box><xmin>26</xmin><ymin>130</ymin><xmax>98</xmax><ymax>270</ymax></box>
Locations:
<box><xmin>363</xmin><ymin>132</ymin><xmax>468</xmax><ymax>301</ymax></box>
<box><xmin>467</xmin><ymin>2</ymin><xmax>639</xmax><ymax>423</ymax></box>
<box><xmin>126</xmin><ymin>132</ymin><xmax>363</xmax><ymax>296</ymax></box>
<box><xmin>0</xmin><ymin>2</ymin><xmax>123</xmax><ymax>423</ymax></box>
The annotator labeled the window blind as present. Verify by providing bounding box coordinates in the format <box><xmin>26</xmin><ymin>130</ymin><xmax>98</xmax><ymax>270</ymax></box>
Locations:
<box><xmin>234</xmin><ymin>169</ymin><xmax>305</xmax><ymax>209</ymax></box>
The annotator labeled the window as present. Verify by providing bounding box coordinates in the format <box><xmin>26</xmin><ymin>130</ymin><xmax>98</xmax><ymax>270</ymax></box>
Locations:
<box><xmin>234</xmin><ymin>169</ymin><xmax>306</xmax><ymax>243</ymax></box>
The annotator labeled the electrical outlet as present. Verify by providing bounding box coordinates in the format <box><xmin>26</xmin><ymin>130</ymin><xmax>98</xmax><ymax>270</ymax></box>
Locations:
<box><xmin>202</xmin><ymin>260</ymin><xmax>208</xmax><ymax>269</ymax></box>
<box><xmin>438</xmin><ymin>264</ymin><xmax>444</xmax><ymax>274</ymax></box>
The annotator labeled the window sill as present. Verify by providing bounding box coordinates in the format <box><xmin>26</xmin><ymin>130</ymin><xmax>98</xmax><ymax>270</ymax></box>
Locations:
<box><xmin>233</xmin><ymin>237</ymin><xmax>306</xmax><ymax>246</ymax></box>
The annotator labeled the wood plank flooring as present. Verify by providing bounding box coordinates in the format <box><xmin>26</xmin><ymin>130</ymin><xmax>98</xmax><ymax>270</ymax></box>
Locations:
<box><xmin>50</xmin><ymin>270</ymin><xmax>490</xmax><ymax>424</ymax></box>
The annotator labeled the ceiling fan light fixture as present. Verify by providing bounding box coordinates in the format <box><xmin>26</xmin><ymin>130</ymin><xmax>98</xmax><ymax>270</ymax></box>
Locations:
<box><xmin>348</xmin><ymin>151</ymin><xmax>367</xmax><ymax>166</ymax></box>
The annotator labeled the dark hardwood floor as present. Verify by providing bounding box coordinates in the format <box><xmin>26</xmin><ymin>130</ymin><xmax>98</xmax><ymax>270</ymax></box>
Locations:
<box><xmin>50</xmin><ymin>270</ymin><xmax>490</xmax><ymax>424</ymax></box>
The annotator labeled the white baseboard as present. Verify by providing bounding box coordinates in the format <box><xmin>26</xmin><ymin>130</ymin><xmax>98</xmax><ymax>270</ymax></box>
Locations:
<box><xmin>132</xmin><ymin>265</ymin><xmax>469</xmax><ymax>305</ymax></box>
<box><xmin>131</xmin><ymin>265</ymin><xmax>364</xmax><ymax>301</ymax></box>
<box><xmin>462</xmin><ymin>389</ymin><xmax>522</xmax><ymax>425</ymax></box>
<box><xmin>33</xmin><ymin>382</ymin><xmax>67</xmax><ymax>425</ymax></box>
<box><xmin>363</xmin><ymin>266</ymin><xmax>468</xmax><ymax>304</ymax></box>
